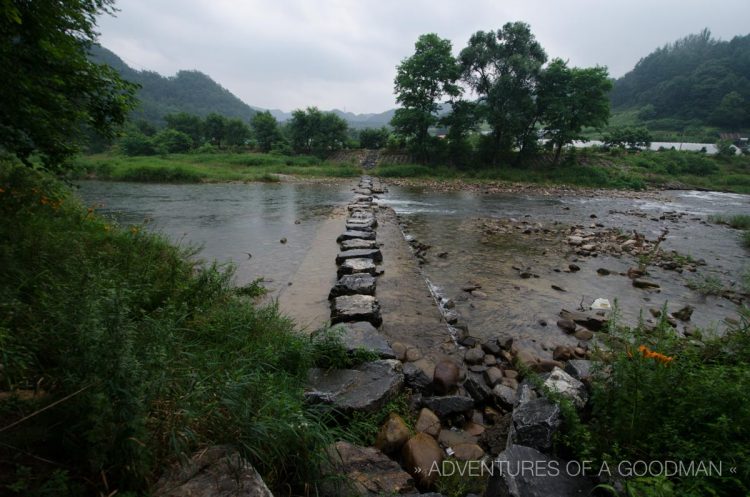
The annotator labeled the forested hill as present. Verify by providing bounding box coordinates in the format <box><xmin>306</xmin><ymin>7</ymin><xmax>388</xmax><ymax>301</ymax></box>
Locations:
<box><xmin>89</xmin><ymin>45</ymin><xmax>256</xmax><ymax>125</ymax></box>
<box><xmin>610</xmin><ymin>30</ymin><xmax>750</xmax><ymax>128</ymax></box>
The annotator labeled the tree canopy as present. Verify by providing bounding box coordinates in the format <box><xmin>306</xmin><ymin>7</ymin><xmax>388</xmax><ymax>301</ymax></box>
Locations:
<box><xmin>0</xmin><ymin>0</ymin><xmax>137</xmax><ymax>169</ymax></box>
<box><xmin>288</xmin><ymin>107</ymin><xmax>348</xmax><ymax>157</ymax></box>
<box><xmin>610</xmin><ymin>30</ymin><xmax>750</xmax><ymax>129</ymax></box>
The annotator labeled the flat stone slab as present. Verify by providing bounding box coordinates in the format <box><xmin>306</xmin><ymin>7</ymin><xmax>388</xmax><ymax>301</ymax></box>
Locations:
<box><xmin>337</xmin><ymin>230</ymin><xmax>376</xmax><ymax>242</ymax></box>
<box><xmin>349</xmin><ymin>210</ymin><xmax>374</xmax><ymax>219</ymax></box>
<box><xmin>337</xmin><ymin>258</ymin><xmax>378</xmax><ymax>277</ymax></box>
<box><xmin>345</xmin><ymin>223</ymin><xmax>374</xmax><ymax>233</ymax></box>
<box><xmin>347</xmin><ymin>217</ymin><xmax>377</xmax><ymax>228</ymax></box>
<box><xmin>486</xmin><ymin>445</ymin><xmax>593</xmax><ymax>497</ymax></box>
<box><xmin>306</xmin><ymin>360</ymin><xmax>403</xmax><ymax>413</ymax></box>
<box><xmin>331</xmin><ymin>321</ymin><xmax>395</xmax><ymax>359</ymax></box>
<box><xmin>329</xmin><ymin>273</ymin><xmax>377</xmax><ymax>299</ymax></box>
<box><xmin>323</xmin><ymin>441</ymin><xmax>415</xmax><ymax>496</ymax></box>
<box><xmin>336</xmin><ymin>248</ymin><xmax>383</xmax><ymax>264</ymax></box>
<box><xmin>331</xmin><ymin>294</ymin><xmax>382</xmax><ymax>326</ymax></box>
<box><xmin>348</xmin><ymin>203</ymin><xmax>373</xmax><ymax>211</ymax></box>
<box><xmin>340</xmin><ymin>238</ymin><xmax>379</xmax><ymax>250</ymax></box>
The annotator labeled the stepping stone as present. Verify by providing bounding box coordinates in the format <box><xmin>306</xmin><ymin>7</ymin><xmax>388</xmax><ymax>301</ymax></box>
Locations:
<box><xmin>329</xmin><ymin>273</ymin><xmax>377</xmax><ymax>298</ymax></box>
<box><xmin>337</xmin><ymin>258</ymin><xmax>378</xmax><ymax>277</ymax></box>
<box><xmin>348</xmin><ymin>203</ymin><xmax>373</xmax><ymax>211</ymax></box>
<box><xmin>345</xmin><ymin>223</ymin><xmax>375</xmax><ymax>232</ymax></box>
<box><xmin>336</xmin><ymin>248</ymin><xmax>383</xmax><ymax>264</ymax></box>
<box><xmin>340</xmin><ymin>238</ymin><xmax>378</xmax><ymax>250</ymax></box>
<box><xmin>346</xmin><ymin>218</ymin><xmax>377</xmax><ymax>229</ymax></box>
<box><xmin>337</xmin><ymin>230</ymin><xmax>376</xmax><ymax>242</ymax></box>
<box><xmin>353</xmin><ymin>195</ymin><xmax>372</xmax><ymax>203</ymax></box>
<box><xmin>305</xmin><ymin>360</ymin><xmax>402</xmax><ymax>413</ymax></box>
<box><xmin>331</xmin><ymin>294</ymin><xmax>382</xmax><ymax>326</ymax></box>
<box><xmin>330</xmin><ymin>321</ymin><xmax>395</xmax><ymax>359</ymax></box>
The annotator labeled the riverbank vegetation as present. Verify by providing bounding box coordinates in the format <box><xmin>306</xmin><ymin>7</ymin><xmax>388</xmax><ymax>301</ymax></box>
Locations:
<box><xmin>554</xmin><ymin>310</ymin><xmax>750</xmax><ymax>497</ymax></box>
<box><xmin>0</xmin><ymin>161</ymin><xmax>388</xmax><ymax>495</ymax></box>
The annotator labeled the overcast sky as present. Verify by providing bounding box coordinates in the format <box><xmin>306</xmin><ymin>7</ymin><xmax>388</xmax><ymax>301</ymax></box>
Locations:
<box><xmin>97</xmin><ymin>0</ymin><xmax>750</xmax><ymax>114</ymax></box>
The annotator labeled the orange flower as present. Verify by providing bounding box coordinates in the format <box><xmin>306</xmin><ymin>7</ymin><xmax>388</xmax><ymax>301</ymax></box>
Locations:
<box><xmin>638</xmin><ymin>345</ymin><xmax>673</xmax><ymax>365</ymax></box>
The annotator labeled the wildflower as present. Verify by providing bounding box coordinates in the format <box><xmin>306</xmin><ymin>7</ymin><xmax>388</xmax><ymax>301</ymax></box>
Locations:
<box><xmin>638</xmin><ymin>345</ymin><xmax>673</xmax><ymax>365</ymax></box>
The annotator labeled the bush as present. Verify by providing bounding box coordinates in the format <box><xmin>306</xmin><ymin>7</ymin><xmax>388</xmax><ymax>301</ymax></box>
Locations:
<box><xmin>153</xmin><ymin>128</ymin><xmax>193</xmax><ymax>153</ymax></box>
<box><xmin>566</xmin><ymin>311</ymin><xmax>750</xmax><ymax>496</ymax></box>
<box><xmin>119</xmin><ymin>130</ymin><xmax>158</xmax><ymax>156</ymax></box>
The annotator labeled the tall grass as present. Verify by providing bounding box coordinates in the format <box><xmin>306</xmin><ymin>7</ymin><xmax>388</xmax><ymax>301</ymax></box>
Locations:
<box><xmin>0</xmin><ymin>161</ymin><xmax>353</xmax><ymax>495</ymax></box>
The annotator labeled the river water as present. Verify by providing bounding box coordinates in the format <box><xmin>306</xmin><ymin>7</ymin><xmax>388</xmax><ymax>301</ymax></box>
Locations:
<box><xmin>75</xmin><ymin>180</ymin><xmax>749</xmax><ymax>351</ymax></box>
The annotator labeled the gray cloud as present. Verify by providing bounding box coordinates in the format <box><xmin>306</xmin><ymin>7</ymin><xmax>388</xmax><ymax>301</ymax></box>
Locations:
<box><xmin>97</xmin><ymin>0</ymin><xmax>750</xmax><ymax>114</ymax></box>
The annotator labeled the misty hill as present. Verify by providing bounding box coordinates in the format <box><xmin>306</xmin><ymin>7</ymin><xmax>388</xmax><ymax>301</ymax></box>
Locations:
<box><xmin>89</xmin><ymin>45</ymin><xmax>257</xmax><ymax>125</ymax></box>
<box><xmin>610</xmin><ymin>30</ymin><xmax>750</xmax><ymax>129</ymax></box>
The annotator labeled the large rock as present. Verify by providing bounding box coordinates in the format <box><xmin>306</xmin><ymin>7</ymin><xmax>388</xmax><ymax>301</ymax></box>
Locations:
<box><xmin>559</xmin><ymin>309</ymin><xmax>608</xmax><ymax>331</ymax></box>
<box><xmin>331</xmin><ymin>295</ymin><xmax>382</xmax><ymax>326</ymax></box>
<box><xmin>324</xmin><ymin>441</ymin><xmax>415</xmax><ymax>496</ymax></box>
<box><xmin>543</xmin><ymin>367</ymin><xmax>588</xmax><ymax>409</ymax></box>
<box><xmin>492</xmin><ymin>384</ymin><xmax>517</xmax><ymax>410</ymax></box>
<box><xmin>485</xmin><ymin>445</ymin><xmax>594</xmax><ymax>497</ymax></box>
<box><xmin>415</xmin><ymin>408</ymin><xmax>441</xmax><ymax>438</ymax></box>
<box><xmin>403</xmin><ymin>362</ymin><xmax>433</xmax><ymax>392</ymax></box>
<box><xmin>305</xmin><ymin>360</ymin><xmax>403</xmax><ymax>414</ymax></box>
<box><xmin>152</xmin><ymin>445</ymin><xmax>273</xmax><ymax>497</ymax></box>
<box><xmin>432</xmin><ymin>359</ymin><xmax>460</xmax><ymax>395</ymax></box>
<box><xmin>452</xmin><ymin>443</ymin><xmax>484</xmax><ymax>461</ymax></box>
<box><xmin>375</xmin><ymin>413</ymin><xmax>411</xmax><ymax>454</ymax></box>
<box><xmin>422</xmin><ymin>395</ymin><xmax>474</xmax><ymax>418</ymax></box>
<box><xmin>337</xmin><ymin>230</ymin><xmax>376</xmax><ymax>242</ymax></box>
<box><xmin>329</xmin><ymin>274</ymin><xmax>377</xmax><ymax>299</ymax></box>
<box><xmin>337</xmin><ymin>258</ymin><xmax>378</xmax><ymax>277</ymax></box>
<box><xmin>564</xmin><ymin>360</ymin><xmax>593</xmax><ymax>383</ymax></box>
<box><xmin>330</xmin><ymin>321</ymin><xmax>395</xmax><ymax>359</ymax></box>
<box><xmin>402</xmin><ymin>433</ymin><xmax>444</xmax><ymax>488</ymax></box>
<box><xmin>464</xmin><ymin>372</ymin><xmax>492</xmax><ymax>403</ymax></box>
<box><xmin>336</xmin><ymin>248</ymin><xmax>383</xmax><ymax>264</ymax></box>
<box><xmin>510</xmin><ymin>398</ymin><xmax>561</xmax><ymax>451</ymax></box>
<box><xmin>340</xmin><ymin>238</ymin><xmax>379</xmax><ymax>250</ymax></box>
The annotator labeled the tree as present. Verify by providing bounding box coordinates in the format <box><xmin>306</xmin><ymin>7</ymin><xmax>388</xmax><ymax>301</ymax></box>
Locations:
<box><xmin>251</xmin><ymin>111</ymin><xmax>280</xmax><ymax>152</ymax></box>
<box><xmin>120</xmin><ymin>128</ymin><xmax>157</xmax><ymax>156</ymax></box>
<box><xmin>392</xmin><ymin>33</ymin><xmax>460</xmax><ymax>160</ymax></box>
<box><xmin>0</xmin><ymin>0</ymin><xmax>137</xmax><ymax>170</ymax></box>
<box><xmin>459</xmin><ymin>22</ymin><xmax>547</xmax><ymax>164</ymax></box>
<box><xmin>539</xmin><ymin>59</ymin><xmax>612</xmax><ymax>164</ymax></box>
<box><xmin>288</xmin><ymin>107</ymin><xmax>348</xmax><ymax>157</ymax></box>
<box><xmin>710</xmin><ymin>91</ymin><xmax>748</xmax><ymax>128</ymax></box>
<box><xmin>153</xmin><ymin>128</ymin><xmax>192</xmax><ymax>153</ymax></box>
<box><xmin>439</xmin><ymin>100</ymin><xmax>478</xmax><ymax>166</ymax></box>
<box><xmin>603</xmin><ymin>126</ymin><xmax>652</xmax><ymax>150</ymax></box>
<box><xmin>203</xmin><ymin>113</ymin><xmax>227</xmax><ymax>148</ymax></box>
<box><xmin>358</xmin><ymin>127</ymin><xmax>390</xmax><ymax>149</ymax></box>
<box><xmin>223</xmin><ymin>118</ymin><xmax>251</xmax><ymax>147</ymax></box>
<box><xmin>165</xmin><ymin>112</ymin><xmax>204</xmax><ymax>145</ymax></box>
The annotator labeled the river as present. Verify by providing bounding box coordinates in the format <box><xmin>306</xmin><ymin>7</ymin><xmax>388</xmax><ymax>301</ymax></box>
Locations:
<box><xmin>76</xmin><ymin>180</ymin><xmax>749</xmax><ymax>352</ymax></box>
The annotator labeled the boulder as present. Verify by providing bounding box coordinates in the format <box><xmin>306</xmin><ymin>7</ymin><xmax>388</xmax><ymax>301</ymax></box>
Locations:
<box><xmin>564</xmin><ymin>360</ymin><xmax>593</xmax><ymax>383</ymax></box>
<box><xmin>305</xmin><ymin>360</ymin><xmax>403</xmax><ymax>414</ymax></box>
<box><xmin>464</xmin><ymin>372</ymin><xmax>492</xmax><ymax>403</ymax></box>
<box><xmin>337</xmin><ymin>258</ymin><xmax>378</xmax><ymax>277</ymax></box>
<box><xmin>452</xmin><ymin>443</ymin><xmax>485</xmax><ymax>462</ymax></box>
<box><xmin>492</xmin><ymin>384</ymin><xmax>517</xmax><ymax>410</ymax></box>
<box><xmin>552</xmin><ymin>345</ymin><xmax>574</xmax><ymax>361</ymax></box>
<box><xmin>422</xmin><ymin>395</ymin><xmax>474</xmax><ymax>418</ymax></box>
<box><xmin>402</xmin><ymin>433</ymin><xmax>444</xmax><ymax>488</ymax></box>
<box><xmin>484</xmin><ymin>367</ymin><xmax>504</xmax><ymax>387</ymax></box>
<box><xmin>438</xmin><ymin>429</ymin><xmax>477</xmax><ymax>447</ymax></box>
<box><xmin>485</xmin><ymin>445</ymin><xmax>594</xmax><ymax>497</ymax></box>
<box><xmin>152</xmin><ymin>446</ymin><xmax>273</xmax><ymax>497</ymax></box>
<box><xmin>415</xmin><ymin>408</ymin><xmax>441</xmax><ymax>438</ymax></box>
<box><xmin>543</xmin><ymin>367</ymin><xmax>588</xmax><ymax>409</ymax></box>
<box><xmin>324</xmin><ymin>441</ymin><xmax>415</xmax><ymax>496</ymax></box>
<box><xmin>337</xmin><ymin>230</ymin><xmax>376</xmax><ymax>242</ymax></box>
<box><xmin>329</xmin><ymin>274</ymin><xmax>377</xmax><ymax>299</ymax></box>
<box><xmin>403</xmin><ymin>362</ymin><xmax>433</xmax><ymax>392</ymax></box>
<box><xmin>331</xmin><ymin>295</ymin><xmax>382</xmax><ymax>326</ymax></box>
<box><xmin>559</xmin><ymin>309</ymin><xmax>608</xmax><ymax>331</ymax></box>
<box><xmin>510</xmin><ymin>398</ymin><xmax>561</xmax><ymax>451</ymax></box>
<box><xmin>556</xmin><ymin>318</ymin><xmax>577</xmax><ymax>334</ymax></box>
<box><xmin>330</xmin><ymin>321</ymin><xmax>395</xmax><ymax>359</ymax></box>
<box><xmin>375</xmin><ymin>413</ymin><xmax>411</xmax><ymax>454</ymax></box>
<box><xmin>432</xmin><ymin>360</ymin><xmax>460</xmax><ymax>395</ymax></box>
<box><xmin>464</xmin><ymin>346</ymin><xmax>485</xmax><ymax>365</ymax></box>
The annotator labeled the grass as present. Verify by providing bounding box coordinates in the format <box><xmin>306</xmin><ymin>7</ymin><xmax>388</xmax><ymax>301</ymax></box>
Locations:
<box><xmin>0</xmin><ymin>160</ymin><xmax>370</xmax><ymax>496</ymax></box>
<box><xmin>552</xmin><ymin>309</ymin><xmax>750</xmax><ymax>497</ymax></box>
<box><xmin>69</xmin><ymin>151</ymin><xmax>360</xmax><ymax>183</ymax></box>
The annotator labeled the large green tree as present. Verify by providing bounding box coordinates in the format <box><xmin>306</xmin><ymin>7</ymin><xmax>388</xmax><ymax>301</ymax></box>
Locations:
<box><xmin>391</xmin><ymin>33</ymin><xmax>460</xmax><ymax>160</ymax></box>
<box><xmin>539</xmin><ymin>59</ymin><xmax>612</xmax><ymax>164</ymax></box>
<box><xmin>459</xmin><ymin>22</ymin><xmax>547</xmax><ymax>164</ymax></box>
<box><xmin>288</xmin><ymin>107</ymin><xmax>348</xmax><ymax>157</ymax></box>
<box><xmin>165</xmin><ymin>112</ymin><xmax>204</xmax><ymax>145</ymax></box>
<box><xmin>251</xmin><ymin>111</ymin><xmax>280</xmax><ymax>152</ymax></box>
<box><xmin>0</xmin><ymin>0</ymin><xmax>137</xmax><ymax>170</ymax></box>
